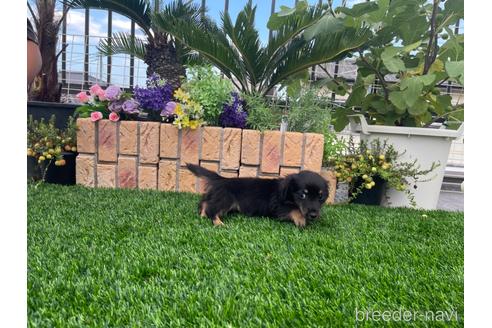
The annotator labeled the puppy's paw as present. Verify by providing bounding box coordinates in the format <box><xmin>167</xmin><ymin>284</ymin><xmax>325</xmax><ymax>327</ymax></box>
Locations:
<box><xmin>289</xmin><ymin>209</ymin><xmax>306</xmax><ymax>228</ymax></box>
<box><xmin>212</xmin><ymin>217</ymin><xmax>224</xmax><ymax>227</ymax></box>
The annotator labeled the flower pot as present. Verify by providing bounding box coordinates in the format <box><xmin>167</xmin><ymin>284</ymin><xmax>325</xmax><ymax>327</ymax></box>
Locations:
<box><xmin>27</xmin><ymin>101</ymin><xmax>78</xmax><ymax>129</ymax></box>
<box><xmin>349</xmin><ymin>114</ymin><xmax>464</xmax><ymax>209</ymax></box>
<box><xmin>349</xmin><ymin>176</ymin><xmax>386</xmax><ymax>206</ymax></box>
<box><xmin>44</xmin><ymin>152</ymin><xmax>77</xmax><ymax>185</ymax></box>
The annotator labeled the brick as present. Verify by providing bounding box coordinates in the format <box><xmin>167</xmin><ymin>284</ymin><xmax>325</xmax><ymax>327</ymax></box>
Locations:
<box><xmin>239</xmin><ymin>166</ymin><xmax>258</xmax><ymax>178</ymax></box>
<box><xmin>258</xmin><ymin>174</ymin><xmax>276</xmax><ymax>180</ymax></box>
<box><xmin>97</xmin><ymin>163</ymin><xmax>116</xmax><ymax>188</ymax></box>
<box><xmin>179</xmin><ymin>167</ymin><xmax>197</xmax><ymax>193</ymax></box>
<box><xmin>98</xmin><ymin>120</ymin><xmax>117</xmax><ymax>162</ymax></box>
<box><xmin>260</xmin><ymin>130</ymin><xmax>281</xmax><ymax>174</ymax></box>
<box><xmin>201</xmin><ymin>126</ymin><xmax>221</xmax><ymax>161</ymax></box>
<box><xmin>241</xmin><ymin>129</ymin><xmax>261</xmax><ymax>165</ymax></box>
<box><xmin>160</xmin><ymin>123</ymin><xmax>179</xmax><ymax>159</ymax></box>
<box><xmin>320</xmin><ymin>168</ymin><xmax>337</xmax><ymax>205</ymax></box>
<box><xmin>139</xmin><ymin>122</ymin><xmax>160</xmax><ymax>164</ymax></box>
<box><xmin>280</xmin><ymin>167</ymin><xmax>300</xmax><ymax>177</ymax></box>
<box><xmin>158</xmin><ymin>159</ymin><xmax>177</xmax><ymax>191</ymax></box>
<box><xmin>118</xmin><ymin>156</ymin><xmax>137</xmax><ymax>189</ymax></box>
<box><xmin>303</xmin><ymin>133</ymin><xmax>324</xmax><ymax>172</ymax></box>
<box><xmin>139</xmin><ymin>166</ymin><xmax>158</xmax><ymax>190</ymax></box>
<box><xmin>222</xmin><ymin>128</ymin><xmax>242</xmax><ymax>170</ymax></box>
<box><xmin>119</xmin><ymin>121</ymin><xmax>138</xmax><ymax>155</ymax></box>
<box><xmin>76</xmin><ymin>154</ymin><xmax>95</xmax><ymax>187</ymax></box>
<box><xmin>76</xmin><ymin>118</ymin><xmax>96</xmax><ymax>153</ymax></box>
<box><xmin>198</xmin><ymin>162</ymin><xmax>219</xmax><ymax>193</ymax></box>
<box><xmin>283</xmin><ymin>132</ymin><xmax>303</xmax><ymax>166</ymax></box>
<box><xmin>220</xmin><ymin>170</ymin><xmax>238</xmax><ymax>178</ymax></box>
<box><xmin>181</xmin><ymin>128</ymin><xmax>200</xmax><ymax>165</ymax></box>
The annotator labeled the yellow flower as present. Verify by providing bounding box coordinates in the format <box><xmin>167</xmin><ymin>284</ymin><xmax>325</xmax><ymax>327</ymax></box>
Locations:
<box><xmin>174</xmin><ymin>88</ymin><xmax>190</xmax><ymax>103</ymax></box>
<box><xmin>175</xmin><ymin>103</ymin><xmax>184</xmax><ymax>116</ymax></box>
<box><xmin>181</xmin><ymin>116</ymin><xmax>190</xmax><ymax>127</ymax></box>
<box><xmin>189</xmin><ymin>120</ymin><xmax>199</xmax><ymax>129</ymax></box>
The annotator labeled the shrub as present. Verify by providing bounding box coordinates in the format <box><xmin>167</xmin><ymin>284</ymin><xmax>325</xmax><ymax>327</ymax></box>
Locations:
<box><xmin>219</xmin><ymin>93</ymin><xmax>248</xmax><ymax>129</ymax></box>
<box><xmin>243</xmin><ymin>94</ymin><xmax>281</xmax><ymax>131</ymax></box>
<box><xmin>183</xmin><ymin>66</ymin><xmax>234</xmax><ymax>126</ymax></box>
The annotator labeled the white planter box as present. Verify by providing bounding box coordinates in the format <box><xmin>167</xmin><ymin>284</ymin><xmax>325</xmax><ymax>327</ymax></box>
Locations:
<box><xmin>348</xmin><ymin>115</ymin><xmax>464</xmax><ymax>210</ymax></box>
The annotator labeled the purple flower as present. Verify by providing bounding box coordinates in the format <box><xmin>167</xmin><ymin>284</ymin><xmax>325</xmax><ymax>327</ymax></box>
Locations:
<box><xmin>134</xmin><ymin>74</ymin><xmax>174</xmax><ymax>113</ymax></box>
<box><xmin>122</xmin><ymin>99</ymin><xmax>140</xmax><ymax>114</ymax></box>
<box><xmin>161</xmin><ymin>101</ymin><xmax>177</xmax><ymax>116</ymax></box>
<box><xmin>219</xmin><ymin>92</ymin><xmax>248</xmax><ymax>129</ymax></box>
<box><xmin>108</xmin><ymin>100</ymin><xmax>123</xmax><ymax>113</ymax></box>
<box><xmin>105</xmin><ymin>85</ymin><xmax>122</xmax><ymax>101</ymax></box>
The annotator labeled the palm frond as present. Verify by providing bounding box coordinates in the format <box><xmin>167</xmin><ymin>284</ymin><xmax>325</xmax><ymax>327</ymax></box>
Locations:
<box><xmin>152</xmin><ymin>12</ymin><xmax>248</xmax><ymax>91</ymax></box>
<box><xmin>97</xmin><ymin>32</ymin><xmax>146</xmax><ymax>60</ymax></box>
<box><xmin>265</xmin><ymin>27</ymin><xmax>372</xmax><ymax>95</ymax></box>
<box><xmin>65</xmin><ymin>0</ymin><xmax>153</xmax><ymax>38</ymax></box>
<box><xmin>221</xmin><ymin>1</ymin><xmax>265</xmax><ymax>89</ymax></box>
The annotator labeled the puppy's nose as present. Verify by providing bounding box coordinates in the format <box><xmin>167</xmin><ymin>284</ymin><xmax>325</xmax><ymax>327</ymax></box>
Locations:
<box><xmin>308</xmin><ymin>211</ymin><xmax>319</xmax><ymax>219</ymax></box>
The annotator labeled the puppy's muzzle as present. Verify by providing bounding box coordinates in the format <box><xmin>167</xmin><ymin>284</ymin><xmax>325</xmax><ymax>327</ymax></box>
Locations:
<box><xmin>307</xmin><ymin>210</ymin><xmax>319</xmax><ymax>220</ymax></box>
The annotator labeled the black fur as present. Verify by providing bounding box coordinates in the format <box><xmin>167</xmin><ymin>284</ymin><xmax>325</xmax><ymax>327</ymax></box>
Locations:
<box><xmin>186</xmin><ymin>163</ymin><xmax>329</xmax><ymax>227</ymax></box>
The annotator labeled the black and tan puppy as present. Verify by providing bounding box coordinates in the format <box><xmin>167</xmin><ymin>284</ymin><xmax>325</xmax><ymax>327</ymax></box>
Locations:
<box><xmin>186</xmin><ymin>163</ymin><xmax>328</xmax><ymax>227</ymax></box>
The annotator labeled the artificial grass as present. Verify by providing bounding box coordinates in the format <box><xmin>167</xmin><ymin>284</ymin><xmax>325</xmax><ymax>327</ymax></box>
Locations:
<box><xmin>28</xmin><ymin>183</ymin><xmax>464</xmax><ymax>327</ymax></box>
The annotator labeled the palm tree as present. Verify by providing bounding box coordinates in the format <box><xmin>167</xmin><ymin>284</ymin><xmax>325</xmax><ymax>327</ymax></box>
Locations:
<box><xmin>28</xmin><ymin>0</ymin><xmax>70</xmax><ymax>102</ymax></box>
<box><xmin>152</xmin><ymin>1</ymin><xmax>372</xmax><ymax>96</ymax></box>
<box><xmin>68</xmin><ymin>0</ymin><xmax>203</xmax><ymax>89</ymax></box>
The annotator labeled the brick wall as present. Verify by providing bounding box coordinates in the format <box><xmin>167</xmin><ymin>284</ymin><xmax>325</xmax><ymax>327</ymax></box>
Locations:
<box><xmin>76</xmin><ymin>118</ymin><xmax>325</xmax><ymax>193</ymax></box>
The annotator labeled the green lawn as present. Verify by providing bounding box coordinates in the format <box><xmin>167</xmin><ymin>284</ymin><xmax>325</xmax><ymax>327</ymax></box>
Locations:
<box><xmin>28</xmin><ymin>183</ymin><xmax>463</xmax><ymax>327</ymax></box>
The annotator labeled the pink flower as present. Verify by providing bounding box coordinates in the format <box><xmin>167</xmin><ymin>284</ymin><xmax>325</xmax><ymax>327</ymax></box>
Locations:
<box><xmin>109</xmin><ymin>112</ymin><xmax>120</xmax><ymax>122</ymax></box>
<box><xmin>96</xmin><ymin>89</ymin><xmax>107</xmax><ymax>101</ymax></box>
<box><xmin>76</xmin><ymin>91</ymin><xmax>89</xmax><ymax>103</ymax></box>
<box><xmin>89</xmin><ymin>84</ymin><xmax>103</xmax><ymax>96</ymax></box>
<box><xmin>90</xmin><ymin>111</ymin><xmax>103</xmax><ymax>122</ymax></box>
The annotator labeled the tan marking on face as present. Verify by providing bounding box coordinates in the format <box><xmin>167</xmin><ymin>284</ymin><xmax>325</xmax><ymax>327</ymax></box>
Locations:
<box><xmin>213</xmin><ymin>216</ymin><xmax>224</xmax><ymax>226</ymax></box>
<box><xmin>289</xmin><ymin>209</ymin><xmax>306</xmax><ymax>228</ymax></box>
<box><xmin>200</xmin><ymin>202</ymin><xmax>207</xmax><ymax>217</ymax></box>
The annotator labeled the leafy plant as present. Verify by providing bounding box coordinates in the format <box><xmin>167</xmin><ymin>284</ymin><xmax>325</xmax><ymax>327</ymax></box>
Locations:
<box><xmin>153</xmin><ymin>0</ymin><xmax>370</xmax><ymax>96</ymax></box>
<box><xmin>287</xmin><ymin>86</ymin><xmax>332</xmax><ymax>134</ymax></box>
<box><xmin>27</xmin><ymin>115</ymin><xmax>78</xmax><ymax>180</ymax></box>
<box><xmin>331</xmin><ymin>137</ymin><xmax>439</xmax><ymax>206</ymax></box>
<box><xmin>182</xmin><ymin>66</ymin><xmax>234</xmax><ymax>126</ymax></box>
<box><xmin>330</xmin><ymin>0</ymin><xmax>464</xmax><ymax>130</ymax></box>
<box><xmin>243</xmin><ymin>94</ymin><xmax>281</xmax><ymax>131</ymax></box>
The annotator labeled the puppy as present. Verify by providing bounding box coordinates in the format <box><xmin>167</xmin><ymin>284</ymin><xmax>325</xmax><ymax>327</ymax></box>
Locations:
<box><xmin>186</xmin><ymin>163</ymin><xmax>328</xmax><ymax>227</ymax></box>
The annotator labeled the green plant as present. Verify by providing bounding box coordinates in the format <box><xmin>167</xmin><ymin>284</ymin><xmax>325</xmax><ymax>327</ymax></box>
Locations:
<box><xmin>68</xmin><ymin>0</ymin><xmax>205</xmax><ymax>87</ymax></box>
<box><xmin>331</xmin><ymin>137</ymin><xmax>439</xmax><ymax>206</ymax></box>
<box><xmin>243</xmin><ymin>94</ymin><xmax>281</xmax><ymax>131</ymax></box>
<box><xmin>27</xmin><ymin>115</ymin><xmax>78</xmax><ymax>179</ymax></box>
<box><xmin>322</xmin><ymin>131</ymin><xmax>346</xmax><ymax>168</ymax></box>
<box><xmin>330</xmin><ymin>0</ymin><xmax>464</xmax><ymax>130</ymax></box>
<box><xmin>287</xmin><ymin>86</ymin><xmax>332</xmax><ymax>133</ymax></box>
<box><xmin>182</xmin><ymin>66</ymin><xmax>234</xmax><ymax>126</ymax></box>
<box><xmin>153</xmin><ymin>1</ymin><xmax>370</xmax><ymax>96</ymax></box>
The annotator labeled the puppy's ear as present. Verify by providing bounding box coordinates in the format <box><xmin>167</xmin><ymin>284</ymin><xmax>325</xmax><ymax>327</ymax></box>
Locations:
<box><xmin>279</xmin><ymin>175</ymin><xmax>296</xmax><ymax>202</ymax></box>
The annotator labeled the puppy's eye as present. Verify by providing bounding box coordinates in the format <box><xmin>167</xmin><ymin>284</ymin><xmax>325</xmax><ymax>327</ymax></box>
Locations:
<box><xmin>319</xmin><ymin>194</ymin><xmax>324</xmax><ymax>200</ymax></box>
<box><xmin>300</xmin><ymin>193</ymin><xmax>306</xmax><ymax>199</ymax></box>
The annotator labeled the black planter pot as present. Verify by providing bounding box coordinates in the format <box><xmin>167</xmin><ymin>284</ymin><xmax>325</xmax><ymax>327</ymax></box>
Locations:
<box><xmin>27</xmin><ymin>101</ymin><xmax>78</xmax><ymax>129</ymax></box>
<box><xmin>27</xmin><ymin>152</ymin><xmax>77</xmax><ymax>185</ymax></box>
<box><xmin>349</xmin><ymin>176</ymin><xmax>387</xmax><ymax>206</ymax></box>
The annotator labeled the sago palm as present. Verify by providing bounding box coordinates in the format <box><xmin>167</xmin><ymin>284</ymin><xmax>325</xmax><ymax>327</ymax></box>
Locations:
<box><xmin>152</xmin><ymin>0</ymin><xmax>372</xmax><ymax>96</ymax></box>
<box><xmin>67</xmin><ymin>0</ymin><xmax>203</xmax><ymax>88</ymax></box>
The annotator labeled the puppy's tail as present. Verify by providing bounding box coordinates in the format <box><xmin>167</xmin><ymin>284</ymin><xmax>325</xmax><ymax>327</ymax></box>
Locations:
<box><xmin>186</xmin><ymin>163</ymin><xmax>223</xmax><ymax>181</ymax></box>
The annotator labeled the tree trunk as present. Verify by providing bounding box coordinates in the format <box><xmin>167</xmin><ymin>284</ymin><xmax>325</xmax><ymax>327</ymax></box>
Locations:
<box><xmin>144</xmin><ymin>34</ymin><xmax>185</xmax><ymax>90</ymax></box>
<box><xmin>29</xmin><ymin>1</ymin><xmax>62</xmax><ymax>102</ymax></box>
